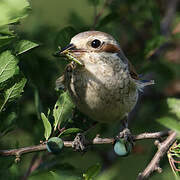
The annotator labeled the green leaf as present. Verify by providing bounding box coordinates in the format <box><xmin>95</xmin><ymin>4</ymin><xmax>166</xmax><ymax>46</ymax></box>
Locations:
<box><xmin>97</xmin><ymin>13</ymin><xmax>119</xmax><ymax>28</ymax></box>
<box><xmin>41</xmin><ymin>112</ymin><xmax>52</xmax><ymax>140</ymax></box>
<box><xmin>55</xmin><ymin>26</ymin><xmax>77</xmax><ymax>48</ymax></box>
<box><xmin>0</xmin><ymin>75</ymin><xmax>26</xmax><ymax>112</ymax></box>
<box><xmin>0</xmin><ymin>51</ymin><xmax>19</xmax><ymax>84</ymax></box>
<box><xmin>53</xmin><ymin>92</ymin><xmax>75</xmax><ymax>131</ymax></box>
<box><xmin>0</xmin><ymin>0</ymin><xmax>31</xmax><ymax>26</ymax></box>
<box><xmin>157</xmin><ymin>117</ymin><xmax>180</xmax><ymax>134</ymax></box>
<box><xmin>167</xmin><ymin>98</ymin><xmax>180</xmax><ymax>119</ymax></box>
<box><xmin>14</xmin><ymin>40</ymin><xmax>39</xmax><ymax>55</ymax></box>
<box><xmin>58</xmin><ymin>128</ymin><xmax>82</xmax><ymax>137</ymax></box>
<box><xmin>0</xmin><ymin>26</ymin><xmax>14</xmax><ymax>35</ymax></box>
<box><xmin>0</xmin><ymin>35</ymin><xmax>15</xmax><ymax>48</ymax></box>
<box><xmin>87</xmin><ymin>0</ymin><xmax>100</xmax><ymax>6</ymax></box>
<box><xmin>83</xmin><ymin>163</ymin><xmax>101</xmax><ymax>180</ymax></box>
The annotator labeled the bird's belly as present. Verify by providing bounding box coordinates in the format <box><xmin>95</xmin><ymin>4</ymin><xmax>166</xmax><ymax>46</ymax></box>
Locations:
<box><xmin>67</xmin><ymin>68</ymin><xmax>138</xmax><ymax>123</ymax></box>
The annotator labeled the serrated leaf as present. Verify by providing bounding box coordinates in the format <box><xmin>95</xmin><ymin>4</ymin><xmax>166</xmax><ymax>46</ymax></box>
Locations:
<box><xmin>167</xmin><ymin>98</ymin><xmax>180</xmax><ymax>119</ymax></box>
<box><xmin>0</xmin><ymin>75</ymin><xmax>26</xmax><ymax>112</ymax></box>
<box><xmin>0</xmin><ymin>51</ymin><xmax>19</xmax><ymax>84</ymax></box>
<box><xmin>41</xmin><ymin>112</ymin><xmax>52</xmax><ymax>140</ymax></box>
<box><xmin>83</xmin><ymin>163</ymin><xmax>101</xmax><ymax>180</ymax></box>
<box><xmin>15</xmin><ymin>40</ymin><xmax>39</xmax><ymax>55</ymax></box>
<box><xmin>58</xmin><ymin>128</ymin><xmax>82</xmax><ymax>137</ymax></box>
<box><xmin>53</xmin><ymin>92</ymin><xmax>75</xmax><ymax>131</ymax></box>
<box><xmin>157</xmin><ymin>117</ymin><xmax>180</xmax><ymax>134</ymax></box>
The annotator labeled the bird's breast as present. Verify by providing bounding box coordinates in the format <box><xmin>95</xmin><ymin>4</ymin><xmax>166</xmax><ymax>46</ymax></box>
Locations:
<box><xmin>65</xmin><ymin>53</ymin><xmax>138</xmax><ymax>123</ymax></box>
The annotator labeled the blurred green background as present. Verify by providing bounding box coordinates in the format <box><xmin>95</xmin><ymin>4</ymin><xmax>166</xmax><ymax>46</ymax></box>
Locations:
<box><xmin>1</xmin><ymin>0</ymin><xmax>180</xmax><ymax>179</ymax></box>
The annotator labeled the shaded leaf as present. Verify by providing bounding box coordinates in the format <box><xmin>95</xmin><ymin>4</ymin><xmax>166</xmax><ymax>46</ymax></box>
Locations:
<box><xmin>167</xmin><ymin>98</ymin><xmax>180</xmax><ymax>119</ymax></box>
<box><xmin>0</xmin><ymin>75</ymin><xmax>26</xmax><ymax>112</ymax></box>
<box><xmin>41</xmin><ymin>112</ymin><xmax>52</xmax><ymax>140</ymax></box>
<box><xmin>58</xmin><ymin>128</ymin><xmax>82</xmax><ymax>137</ymax></box>
<box><xmin>14</xmin><ymin>40</ymin><xmax>39</xmax><ymax>55</ymax></box>
<box><xmin>53</xmin><ymin>92</ymin><xmax>75</xmax><ymax>131</ymax></box>
<box><xmin>87</xmin><ymin>0</ymin><xmax>100</xmax><ymax>6</ymax></box>
<box><xmin>157</xmin><ymin>117</ymin><xmax>180</xmax><ymax>134</ymax></box>
<box><xmin>97</xmin><ymin>13</ymin><xmax>119</xmax><ymax>28</ymax></box>
<box><xmin>55</xmin><ymin>26</ymin><xmax>77</xmax><ymax>48</ymax></box>
<box><xmin>83</xmin><ymin>163</ymin><xmax>101</xmax><ymax>180</ymax></box>
<box><xmin>0</xmin><ymin>51</ymin><xmax>19</xmax><ymax>84</ymax></box>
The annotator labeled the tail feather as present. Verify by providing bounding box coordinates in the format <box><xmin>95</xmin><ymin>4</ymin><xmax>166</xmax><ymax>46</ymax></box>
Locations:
<box><xmin>134</xmin><ymin>79</ymin><xmax>155</xmax><ymax>92</ymax></box>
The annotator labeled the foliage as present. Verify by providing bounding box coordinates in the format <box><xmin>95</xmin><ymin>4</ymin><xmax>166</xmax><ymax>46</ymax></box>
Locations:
<box><xmin>0</xmin><ymin>0</ymin><xmax>180</xmax><ymax>180</ymax></box>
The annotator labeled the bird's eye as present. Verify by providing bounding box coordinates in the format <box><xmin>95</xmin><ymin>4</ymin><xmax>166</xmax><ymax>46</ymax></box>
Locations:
<box><xmin>91</xmin><ymin>39</ymin><xmax>101</xmax><ymax>48</ymax></box>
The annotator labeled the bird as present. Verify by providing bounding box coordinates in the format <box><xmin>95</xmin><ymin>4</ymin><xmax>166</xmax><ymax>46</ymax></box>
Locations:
<box><xmin>54</xmin><ymin>31</ymin><xmax>153</xmax><ymax>149</ymax></box>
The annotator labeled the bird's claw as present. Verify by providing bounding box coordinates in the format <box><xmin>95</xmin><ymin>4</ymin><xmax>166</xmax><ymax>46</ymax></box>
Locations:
<box><xmin>72</xmin><ymin>133</ymin><xmax>86</xmax><ymax>152</ymax></box>
<box><xmin>117</xmin><ymin>128</ymin><xmax>134</xmax><ymax>146</ymax></box>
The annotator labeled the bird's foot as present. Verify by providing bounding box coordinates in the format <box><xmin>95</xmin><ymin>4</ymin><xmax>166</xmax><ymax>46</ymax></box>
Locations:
<box><xmin>72</xmin><ymin>133</ymin><xmax>86</xmax><ymax>152</ymax></box>
<box><xmin>117</xmin><ymin>128</ymin><xmax>134</xmax><ymax>146</ymax></box>
<box><xmin>114</xmin><ymin>128</ymin><xmax>134</xmax><ymax>156</ymax></box>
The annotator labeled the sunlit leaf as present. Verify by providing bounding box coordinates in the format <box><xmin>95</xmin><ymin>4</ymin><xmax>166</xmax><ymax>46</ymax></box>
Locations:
<box><xmin>83</xmin><ymin>163</ymin><xmax>101</xmax><ymax>180</ymax></box>
<box><xmin>53</xmin><ymin>92</ymin><xmax>75</xmax><ymax>131</ymax></box>
<box><xmin>58</xmin><ymin>128</ymin><xmax>82</xmax><ymax>137</ymax></box>
<box><xmin>0</xmin><ymin>0</ymin><xmax>31</xmax><ymax>26</ymax></box>
<box><xmin>14</xmin><ymin>40</ymin><xmax>39</xmax><ymax>55</ymax></box>
<box><xmin>0</xmin><ymin>35</ymin><xmax>15</xmax><ymax>48</ymax></box>
<box><xmin>167</xmin><ymin>98</ymin><xmax>180</xmax><ymax>119</ymax></box>
<box><xmin>0</xmin><ymin>51</ymin><xmax>19</xmax><ymax>84</ymax></box>
<box><xmin>157</xmin><ymin>117</ymin><xmax>180</xmax><ymax>134</ymax></box>
<box><xmin>0</xmin><ymin>75</ymin><xmax>26</xmax><ymax>112</ymax></box>
<box><xmin>41</xmin><ymin>112</ymin><xmax>52</xmax><ymax>140</ymax></box>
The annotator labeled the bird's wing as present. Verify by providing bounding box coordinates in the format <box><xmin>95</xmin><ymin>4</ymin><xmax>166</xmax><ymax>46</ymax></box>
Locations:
<box><xmin>118</xmin><ymin>49</ymin><xmax>139</xmax><ymax>80</ymax></box>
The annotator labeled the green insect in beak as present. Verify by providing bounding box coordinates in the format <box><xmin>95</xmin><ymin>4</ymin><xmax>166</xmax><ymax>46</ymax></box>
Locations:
<box><xmin>53</xmin><ymin>44</ymin><xmax>84</xmax><ymax>66</ymax></box>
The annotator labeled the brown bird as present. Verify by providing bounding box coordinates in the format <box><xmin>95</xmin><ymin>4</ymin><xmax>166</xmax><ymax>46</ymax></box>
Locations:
<box><xmin>54</xmin><ymin>31</ymin><xmax>153</xmax><ymax>148</ymax></box>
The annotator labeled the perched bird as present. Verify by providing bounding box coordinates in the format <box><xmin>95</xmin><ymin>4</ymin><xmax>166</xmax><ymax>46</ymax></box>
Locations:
<box><xmin>54</xmin><ymin>31</ymin><xmax>153</xmax><ymax>141</ymax></box>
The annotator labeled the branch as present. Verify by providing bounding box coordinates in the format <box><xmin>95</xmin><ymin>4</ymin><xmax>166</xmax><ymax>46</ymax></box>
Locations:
<box><xmin>92</xmin><ymin>0</ymin><xmax>113</xmax><ymax>29</ymax></box>
<box><xmin>138</xmin><ymin>131</ymin><xmax>177</xmax><ymax>180</ymax></box>
<box><xmin>0</xmin><ymin>130</ymin><xmax>171</xmax><ymax>158</ymax></box>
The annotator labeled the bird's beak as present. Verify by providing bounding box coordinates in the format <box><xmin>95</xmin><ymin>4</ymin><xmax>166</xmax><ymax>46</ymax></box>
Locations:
<box><xmin>53</xmin><ymin>44</ymin><xmax>84</xmax><ymax>66</ymax></box>
<box><xmin>53</xmin><ymin>43</ymin><xmax>76</xmax><ymax>57</ymax></box>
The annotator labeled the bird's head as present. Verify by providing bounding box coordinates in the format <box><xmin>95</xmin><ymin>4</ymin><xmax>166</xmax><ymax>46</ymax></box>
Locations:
<box><xmin>54</xmin><ymin>31</ymin><xmax>124</xmax><ymax>65</ymax></box>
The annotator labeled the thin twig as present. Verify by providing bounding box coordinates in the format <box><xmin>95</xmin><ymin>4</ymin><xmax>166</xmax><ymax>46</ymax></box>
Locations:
<box><xmin>138</xmin><ymin>131</ymin><xmax>177</xmax><ymax>180</ymax></box>
<box><xmin>21</xmin><ymin>154</ymin><xmax>42</xmax><ymax>180</ymax></box>
<box><xmin>92</xmin><ymin>0</ymin><xmax>113</xmax><ymax>29</ymax></box>
<box><xmin>0</xmin><ymin>130</ymin><xmax>171</xmax><ymax>158</ymax></box>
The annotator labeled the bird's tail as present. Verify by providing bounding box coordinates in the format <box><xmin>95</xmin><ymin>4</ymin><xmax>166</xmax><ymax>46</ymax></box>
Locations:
<box><xmin>134</xmin><ymin>79</ymin><xmax>155</xmax><ymax>92</ymax></box>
